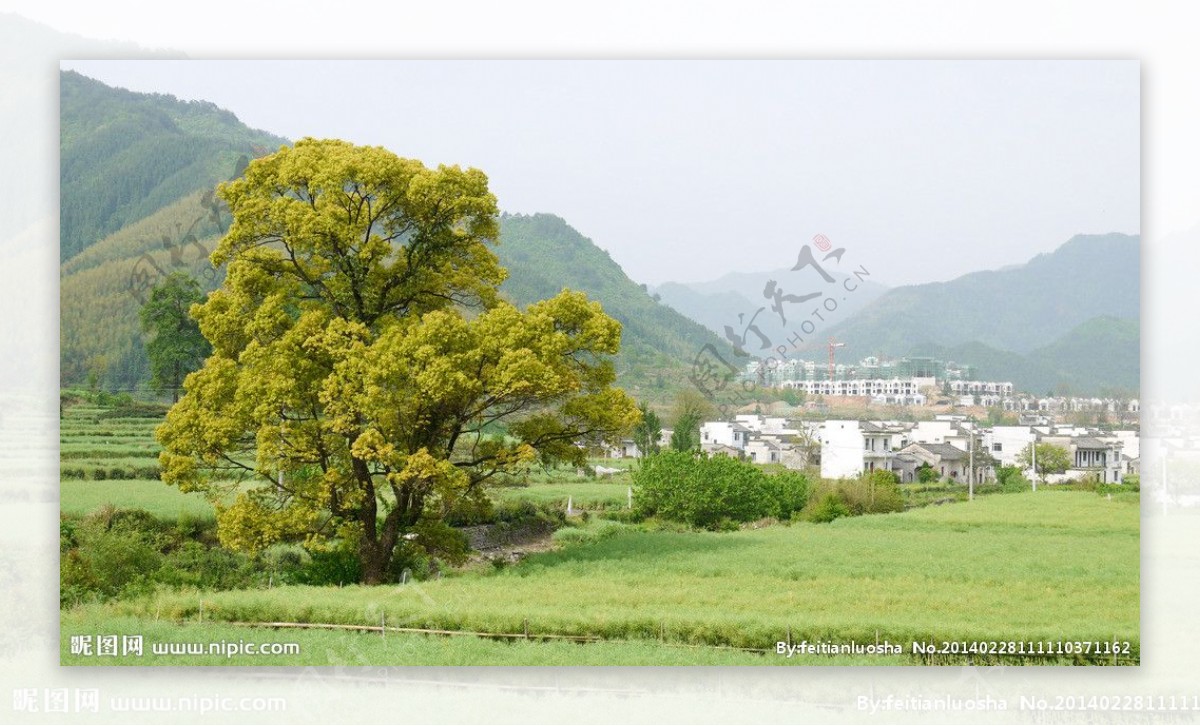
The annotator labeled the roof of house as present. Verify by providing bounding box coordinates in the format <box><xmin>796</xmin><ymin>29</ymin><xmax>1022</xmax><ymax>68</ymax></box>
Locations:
<box><xmin>1072</xmin><ymin>437</ymin><xmax>1111</xmax><ymax>450</ymax></box>
<box><xmin>906</xmin><ymin>441</ymin><xmax>968</xmax><ymax>460</ymax></box>
<box><xmin>706</xmin><ymin>444</ymin><xmax>742</xmax><ymax>456</ymax></box>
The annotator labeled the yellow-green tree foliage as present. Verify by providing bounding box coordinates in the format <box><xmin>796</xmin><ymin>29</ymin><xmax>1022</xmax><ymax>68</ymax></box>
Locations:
<box><xmin>157</xmin><ymin>138</ymin><xmax>640</xmax><ymax>583</ymax></box>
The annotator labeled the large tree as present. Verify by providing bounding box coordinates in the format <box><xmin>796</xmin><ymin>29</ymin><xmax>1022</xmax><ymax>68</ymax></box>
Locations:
<box><xmin>139</xmin><ymin>272</ymin><xmax>211</xmax><ymax>402</ymax></box>
<box><xmin>157</xmin><ymin>138</ymin><xmax>639</xmax><ymax>584</ymax></box>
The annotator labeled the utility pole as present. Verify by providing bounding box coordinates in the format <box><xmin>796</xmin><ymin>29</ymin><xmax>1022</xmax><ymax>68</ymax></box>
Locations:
<box><xmin>968</xmin><ymin>424</ymin><xmax>975</xmax><ymax>501</ymax></box>
<box><xmin>1031</xmin><ymin>438</ymin><xmax>1038</xmax><ymax>492</ymax></box>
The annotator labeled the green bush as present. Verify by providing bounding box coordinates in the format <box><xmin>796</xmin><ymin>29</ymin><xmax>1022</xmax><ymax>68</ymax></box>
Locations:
<box><xmin>552</xmin><ymin>520</ymin><xmax>630</xmax><ymax>546</ymax></box>
<box><xmin>803</xmin><ymin>492</ymin><xmax>851</xmax><ymax>523</ymax></box>
<box><xmin>634</xmin><ymin>452</ymin><xmax>770</xmax><ymax>529</ymax></box>
<box><xmin>995</xmin><ymin>465</ymin><xmax>1031</xmax><ymax>493</ymax></box>
<box><xmin>96</xmin><ymin>402</ymin><xmax>170</xmax><ymax>419</ymax></box>
<box><xmin>633</xmin><ymin>452</ymin><xmax>808</xmax><ymax>530</ymax></box>
<box><xmin>134</xmin><ymin>465</ymin><xmax>162</xmax><ymax>480</ymax></box>
<box><xmin>60</xmin><ymin>514</ymin><xmax>163</xmax><ymax>605</ymax></box>
<box><xmin>156</xmin><ymin>541</ymin><xmax>256</xmax><ymax>590</ymax></box>
<box><xmin>798</xmin><ymin>473</ymin><xmax>904</xmax><ymax>523</ymax></box>
<box><xmin>59</xmin><ymin>516</ymin><xmax>77</xmax><ymax>553</ymax></box>
<box><xmin>387</xmin><ymin>518</ymin><xmax>471</xmax><ymax>582</ymax></box>
<box><xmin>769</xmin><ymin>471</ymin><xmax>811</xmax><ymax>519</ymax></box>
<box><xmin>292</xmin><ymin>548</ymin><xmax>361</xmax><ymax>586</ymax></box>
<box><xmin>916</xmin><ymin>463</ymin><xmax>939</xmax><ymax>483</ymax></box>
<box><xmin>61</xmin><ymin>507</ymin><xmax>252</xmax><ymax>605</ymax></box>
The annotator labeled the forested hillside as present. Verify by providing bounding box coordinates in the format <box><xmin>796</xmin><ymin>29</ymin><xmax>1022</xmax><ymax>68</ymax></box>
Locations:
<box><xmin>496</xmin><ymin>214</ymin><xmax>736</xmax><ymax>397</ymax></box>
<box><xmin>60</xmin><ymin>70</ymin><xmax>287</xmax><ymax>262</ymax></box>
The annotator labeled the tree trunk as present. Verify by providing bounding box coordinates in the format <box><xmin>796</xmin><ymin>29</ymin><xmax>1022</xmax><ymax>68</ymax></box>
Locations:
<box><xmin>359</xmin><ymin>540</ymin><xmax>392</xmax><ymax>585</ymax></box>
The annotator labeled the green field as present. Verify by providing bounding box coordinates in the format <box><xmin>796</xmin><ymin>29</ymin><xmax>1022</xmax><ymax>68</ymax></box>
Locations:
<box><xmin>66</xmin><ymin>491</ymin><xmax>1138</xmax><ymax>664</ymax></box>
<box><xmin>60</xmin><ymin>400</ymin><xmax>1139</xmax><ymax>665</ymax></box>
<box><xmin>60</xmin><ymin>479</ymin><xmax>218</xmax><ymax>522</ymax></box>
<box><xmin>494</xmin><ymin>479</ymin><xmax>632</xmax><ymax>509</ymax></box>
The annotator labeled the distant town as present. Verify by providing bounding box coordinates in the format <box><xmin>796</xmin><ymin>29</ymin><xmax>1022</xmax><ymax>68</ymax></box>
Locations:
<box><xmin>613</xmin><ymin>354</ymin><xmax>1140</xmax><ymax>487</ymax></box>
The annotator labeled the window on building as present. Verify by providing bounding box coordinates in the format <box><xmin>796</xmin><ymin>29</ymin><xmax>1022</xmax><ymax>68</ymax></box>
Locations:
<box><xmin>993</xmin><ymin>443</ymin><xmax>1002</xmax><ymax>452</ymax></box>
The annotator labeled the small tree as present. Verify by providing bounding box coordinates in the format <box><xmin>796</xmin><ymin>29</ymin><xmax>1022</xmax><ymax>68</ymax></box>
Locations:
<box><xmin>139</xmin><ymin>272</ymin><xmax>211</xmax><ymax>402</ymax></box>
<box><xmin>631</xmin><ymin>402</ymin><xmax>662</xmax><ymax>458</ymax></box>
<box><xmin>915</xmin><ymin>462</ymin><xmax>939</xmax><ymax>483</ymax></box>
<box><xmin>1016</xmin><ymin>442</ymin><xmax>1071</xmax><ymax>486</ymax></box>
<box><xmin>668</xmin><ymin>388</ymin><xmax>715</xmax><ymax>452</ymax></box>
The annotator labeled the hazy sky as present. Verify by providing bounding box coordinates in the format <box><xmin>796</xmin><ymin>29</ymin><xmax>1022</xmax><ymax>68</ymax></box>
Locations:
<box><xmin>61</xmin><ymin>59</ymin><xmax>1139</xmax><ymax>287</ymax></box>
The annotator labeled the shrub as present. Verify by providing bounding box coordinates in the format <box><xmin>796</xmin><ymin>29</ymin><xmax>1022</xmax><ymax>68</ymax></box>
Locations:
<box><xmin>803</xmin><ymin>492</ymin><xmax>851</xmax><ymax>523</ymax></box>
<box><xmin>995</xmin><ymin>465</ymin><xmax>1031</xmax><ymax>493</ymax></box>
<box><xmin>387</xmin><ymin>518</ymin><xmax>471</xmax><ymax>582</ymax></box>
<box><xmin>632</xmin><ymin>452</ymin><xmax>810</xmax><ymax>530</ymax></box>
<box><xmin>59</xmin><ymin>519</ymin><xmax>163</xmax><ymax>605</ymax></box>
<box><xmin>96</xmin><ymin>402</ymin><xmax>170</xmax><ymax>419</ymax></box>
<box><xmin>634</xmin><ymin>452</ymin><xmax>774</xmax><ymax>529</ymax></box>
<box><xmin>769</xmin><ymin>471</ymin><xmax>811</xmax><ymax>519</ymax></box>
<box><xmin>797</xmin><ymin>473</ymin><xmax>904</xmax><ymax>523</ymax></box>
<box><xmin>156</xmin><ymin>541</ymin><xmax>256</xmax><ymax>590</ymax></box>
<box><xmin>821</xmin><ymin>475</ymin><xmax>905</xmax><ymax>516</ymax></box>
<box><xmin>59</xmin><ymin>516</ymin><xmax>77</xmax><ymax>553</ymax></box>
<box><xmin>134</xmin><ymin>465</ymin><xmax>162</xmax><ymax>480</ymax></box>
<box><xmin>292</xmin><ymin>548</ymin><xmax>361</xmax><ymax>586</ymax></box>
<box><xmin>552</xmin><ymin>520</ymin><xmax>630</xmax><ymax>546</ymax></box>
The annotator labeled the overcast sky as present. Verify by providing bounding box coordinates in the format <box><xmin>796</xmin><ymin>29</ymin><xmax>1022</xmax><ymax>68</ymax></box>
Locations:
<box><xmin>61</xmin><ymin>59</ymin><xmax>1139</xmax><ymax>287</ymax></box>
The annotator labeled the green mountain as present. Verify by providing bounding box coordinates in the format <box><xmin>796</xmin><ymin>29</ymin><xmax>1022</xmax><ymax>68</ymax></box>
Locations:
<box><xmin>60</xmin><ymin>70</ymin><xmax>287</xmax><ymax>262</ymax></box>
<box><xmin>808</xmin><ymin>233</ymin><xmax>1138</xmax><ymax>358</ymax></box>
<box><xmin>59</xmin><ymin>72</ymin><xmax>731</xmax><ymax>401</ymax></box>
<box><xmin>795</xmin><ymin>235</ymin><xmax>1140</xmax><ymax>395</ymax></box>
<box><xmin>495</xmin><ymin>214</ymin><xmax>736</xmax><ymax>399</ymax></box>
<box><xmin>909</xmin><ymin>317</ymin><xmax>1139</xmax><ymax>397</ymax></box>
<box><xmin>1026</xmin><ymin>316</ymin><xmax>1139</xmax><ymax>395</ymax></box>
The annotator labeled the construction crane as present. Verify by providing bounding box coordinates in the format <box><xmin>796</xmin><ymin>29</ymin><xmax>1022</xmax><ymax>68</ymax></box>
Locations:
<box><xmin>827</xmin><ymin>338</ymin><xmax>844</xmax><ymax>382</ymax></box>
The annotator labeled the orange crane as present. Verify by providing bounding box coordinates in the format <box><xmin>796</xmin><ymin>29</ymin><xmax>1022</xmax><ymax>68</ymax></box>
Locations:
<box><xmin>827</xmin><ymin>338</ymin><xmax>844</xmax><ymax>382</ymax></box>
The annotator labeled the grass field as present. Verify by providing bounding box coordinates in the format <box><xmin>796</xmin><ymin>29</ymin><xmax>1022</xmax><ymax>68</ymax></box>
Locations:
<box><xmin>494</xmin><ymin>479</ymin><xmax>632</xmax><ymax>509</ymax></box>
<box><xmin>60</xmin><ymin>400</ymin><xmax>1140</xmax><ymax>665</ymax></box>
<box><xmin>67</xmin><ymin>491</ymin><xmax>1138</xmax><ymax>664</ymax></box>
<box><xmin>60</xmin><ymin>479</ymin><xmax>218</xmax><ymax>522</ymax></box>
